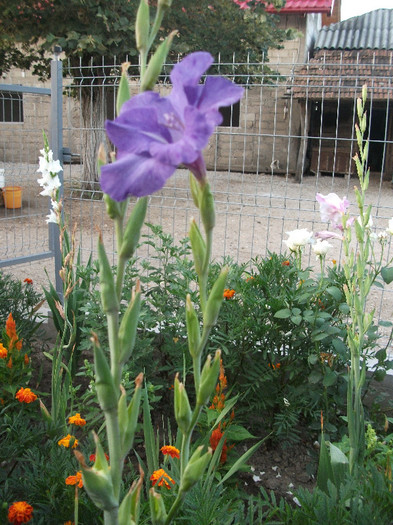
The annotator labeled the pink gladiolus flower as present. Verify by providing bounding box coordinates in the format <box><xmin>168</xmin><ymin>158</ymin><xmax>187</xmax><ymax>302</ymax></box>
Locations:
<box><xmin>316</xmin><ymin>193</ymin><xmax>349</xmax><ymax>229</ymax></box>
<box><xmin>314</xmin><ymin>230</ymin><xmax>344</xmax><ymax>241</ymax></box>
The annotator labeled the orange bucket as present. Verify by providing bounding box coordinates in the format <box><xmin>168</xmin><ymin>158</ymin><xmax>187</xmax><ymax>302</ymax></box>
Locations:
<box><xmin>3</xmin><ymin>186</ymin><xmax>22</xmax><ymax>209</ymax></box>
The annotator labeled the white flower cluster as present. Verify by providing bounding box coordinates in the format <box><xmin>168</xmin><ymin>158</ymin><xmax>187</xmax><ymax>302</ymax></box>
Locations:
<box><xmin>37</xmin><ymin>147</ymin><xmax>62</xmax><ymax>224</ymax></box>
<box><xmin>283</xmin><ymin>228</ymin><xmax>313</xmax><ymax>253</ymax></box>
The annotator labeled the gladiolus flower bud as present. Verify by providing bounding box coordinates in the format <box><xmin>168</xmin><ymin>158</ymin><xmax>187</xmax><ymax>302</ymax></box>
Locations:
<box><xmin>149</xmin><ymin>488</ymin><xmax>167</xmax><ymax>525</ymax></box>
<box><xmin>119</xmin><ymin>283</ymin><xmax>142</xmax><ymax>363</ymax></box>
<box><xmin>189</xmin><ymin>219</ymin><xmax>206</xmax><ymax>278</ymax></box>
<box><xmin>197</xmin><ymin>350</ymin><xmax>221</xmax><ymax>406</ymax></box>
<box><xmin>116</xmin><ymin>63</ymin><xmax>131</xmax><ymax>116</ymax></box>
<box><xmin>119</xmin><ymin>197</ymin><xmax>148</xmax><ymax>261</ymax></box>
<box><xmin>180</xmin><ymin>446</ymin><xmax>212</xmax><ymax>492</ymax></box>
<box><xmin>174</xmin><ymin>375</ymin><xmax>192</xmax><ymax>434</ymax></box>
<box><xmin>141</xmin><ymin>32</ymin><xmax>177</xmax><ymax>92</ymax></box>
<box><xmin>203</xmin><ymin>268</ymin><xmax>228</xmax><ymax>327</ymax></box>
<box><xmin>135</xmin><ymin>0</ymin><xmax>150</xmax><ymax>53</ymax></box>
<box><xmin>200</xmin><ymin>183</ymin><xmax>215</xmax><ymax>232</ymax></box>
<box><xmin>92</xmin><ymin>334</ymin><xmax>118</xmax><ymax>411</ymax></box>
<box><xmin>119</xmin><ymin>470</ymin><xmax>144</xmax><ymax>525</ymax></box>
<box><xmin>75</xmin><ymin>451</ymin><xmax>117</xmax><ymax>512</ymax></box>
<box><xmin>186</xmin><ymin>295</ymin><xmax>201</xmax><ymax>358</ymax></box>
<box><xmin>98</xmin><ymin>234</ymin><xmax>119</xmax><ymax>313</ymax></box>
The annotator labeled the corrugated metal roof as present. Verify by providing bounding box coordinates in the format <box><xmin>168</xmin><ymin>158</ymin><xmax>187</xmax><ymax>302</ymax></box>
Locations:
<box><xmin>315</xmin><ymin>9</ymin><xmax>393</xmax><ymax>50</ymax></box>
<box><xmin>265</xmin><ymin>0</ymin><xmax>333</xmax><ymax>14</ymax></box>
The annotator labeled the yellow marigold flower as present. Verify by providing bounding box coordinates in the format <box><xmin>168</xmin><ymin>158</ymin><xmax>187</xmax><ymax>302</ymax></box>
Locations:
<box><xmin>68</xmin><ymin>413</ymin><xmax>86</xmax><ymax>426</ymax></box>
<box><xmin>160</xmin><ymin>445</ymin><xmax>180</xmax><ymax>459</ymax></box>
<box><xmin>223</xmin><ymin>288</ymin><xmax>235</xmax><ymax>299</ymax></box>
<box><xmin>65</xmin><ymin>471</ymin><xmax>83</xmax><ymax>488</ymax></box>
<box><xmin>0</xmin><ymin>343</ymin><xmax>7</xmax><ymax>359</ymax></box>
<box><xmin>58</xmin><ymin>434</ymin><xmax>78</xmax><ymax>449</ymax></box>
<box><xmin>150</xmin><ymin>468</ymin><xmax>175</xmax><ymax>489</ymax></box>
<box><xmin>8</xmin><ymin>501</ymin><xmax>33</xmax><ymax>524</ymax></box>
<box><xmin>15</xmin><ymin>387</ymin><xmax>37</xmax><ymax>404</ymax></box>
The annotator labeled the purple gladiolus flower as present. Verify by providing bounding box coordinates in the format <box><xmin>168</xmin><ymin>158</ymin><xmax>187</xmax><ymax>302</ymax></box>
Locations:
<box><xmin>316</xmin><ymin>193</ymin><xmax>350</xmax><ymax>229</ymax></box>
<box><xmin>100</xmin><ymin>52</ymin><xmax>244</xmax><ymax>200</ymax></box>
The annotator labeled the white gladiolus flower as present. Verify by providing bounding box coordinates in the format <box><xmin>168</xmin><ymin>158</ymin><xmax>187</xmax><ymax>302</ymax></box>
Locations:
<box><xmin>386</xmin><ymin>218</ymin><xmax>393</xmax><ymax>235</ymax></box>
<box><xmin>283</xmin><ymin>229</ymin><xmax>313</xmax><ymax>252</ymax></box>
<box><xmin>378</xmin><ymin>231</ymin><xmax>388</xmax><ymax>242</ymax></box>
<box><xmin>357</xmin><ymin>215</ymin><xmax>373</xmax><ymax>229</ymax></box>
<box><xmin>46</xmin><ymin>209</ymin><xmax>58</xmax><ymax>224</ymax></box>
<box><xmin>39</xmin><ymin>175</ymin><xmax>61</xmax><ymax>196</ymax></box>
<box><xmin>312</xmin><ymin>239</ymin><xmax>332</xmax><ymax>257</ymax></box>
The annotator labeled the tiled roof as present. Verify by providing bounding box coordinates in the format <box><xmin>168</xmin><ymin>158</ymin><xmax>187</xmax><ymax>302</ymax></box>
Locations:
<box><xmin>292</xmin><ymin>50</ymin><xmax>393</xmax><ymax>100</ymax></box>
<box><xmin>265</xmin><ymin>0</ymin><xmax>334</xmax><ymax>14</ymax></box>
<box><xmin>315</xmin><ymin>9</ymin><xmax>393</xmax><ymax>50</ymax></box>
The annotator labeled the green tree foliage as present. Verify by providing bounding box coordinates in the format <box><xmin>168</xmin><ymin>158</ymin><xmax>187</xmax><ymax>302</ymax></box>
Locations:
<box><xmin>0</xmin><ymin>0</ymin><xmax>290</xmax><ymax>78</ymax></box>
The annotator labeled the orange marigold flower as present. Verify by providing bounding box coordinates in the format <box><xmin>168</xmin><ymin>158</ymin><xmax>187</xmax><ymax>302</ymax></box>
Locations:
<box><xmin>8</xmin><ymin>501</ymin><xmax>33</xmax><ymax>524</ymax></box>
<box><xmin>89</xmin><ymin>452</ymin><xmax>109</xmax><ymax>462</ymax></box>
<box><xmin>15</xmin><ymin>387</ymin><xmax>37</xmax><ymax>404</ymax></box>
<box><xmin>0</xmin><ymin>343</ymin><xmax>7</xmax><ymax>359</ymax></box>
<box><xmin>58</xmin><ymin>434</ymin><xmax>78</xmax><ymax>448</ymax></box>
<box><xmin>64</xmin><ymin>522</ymin><xmax>75</xmax><ymax>525</ymax></box>
<box><xmin>7</xmin><ymin>357</ymin><xmax>12</xmax><ymax>369</ymax></box>
<box><xmin>210</xmin><ymin>425</ymin><xmax>228</xmax><ymax>464</ymax></box>
<box><xmin>332</xmin><ymin>259</ymin><xmax>337</xmax><ymax>265</ymax></box>
<box><xmin>6</xmin><ymin>313</ymin><xmax>17</xmax><ymax>339</ymax></box>
<box><xmin>282</xmin><ymin>260</ymin><xmax>290</xmax><ymax>266</ymax></box>
<box><xmin>24</xmin><ymin>354</ymin><xmax>29</xmax><ymax>365</ymax></box>
<box><xmin>24</xmin><ymin>278</ymin><xmax>33</xmax><ymax>285</ymax></box>
<box><xmin>65</xmin><ymin>471</ymin><xmax>83</xmax><ymax>488</ymax></box>
<box><xmin>245</xmin><ymin>275</ymin><xmax>254</xmax><ymax>282</ymax></box>
<box><xmin>150</xmin><ymin>469</ymin><xmax>175</xmax><ymax>489</ymax></box>
<box><xmin>68</xmin><ymin>413</ymin><xmax>86</xmax><ymax>426</ymax></box>
<box><xmin>15</xmin><ymin>339</ymin><xmax>23</xmax><ymax>351</ymax></box>
<box><xmin>160</xmin><ymin>445</ymin><xmax>180</xmax><ymax>459</ymax></box>
<box><xmin>223</xmin><ymin>289</ymin><xmax>235</xmax><ymax>299</ymax></box>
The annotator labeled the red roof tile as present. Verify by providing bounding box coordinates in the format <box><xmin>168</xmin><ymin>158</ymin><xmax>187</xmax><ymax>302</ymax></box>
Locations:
<box><xmin>265</xmin><ymin>0</ymin><xmax>334</xmax><ymax>14</ymax></box>
<box><xmin>292</xmin><ymin>50</ymin><xmax>393</xmax><ymax>100</ymax></box>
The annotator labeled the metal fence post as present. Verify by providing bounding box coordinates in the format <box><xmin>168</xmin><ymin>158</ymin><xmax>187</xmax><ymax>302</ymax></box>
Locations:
<box><xmin>50</xmin><ymin>46</ymin><xmax>64</xmax><ymax>299</ymax></box>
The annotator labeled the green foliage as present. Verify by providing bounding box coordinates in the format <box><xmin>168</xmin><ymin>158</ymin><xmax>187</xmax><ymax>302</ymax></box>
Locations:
<box><xmin>1</xmin><ymin>0</ymin><xmax>291</xmax><ymax>80</ymax></box>
<box><xmin>0</xmin><ymin>270</ymin><xmax>43</xmax><ymax>348</ymax></box>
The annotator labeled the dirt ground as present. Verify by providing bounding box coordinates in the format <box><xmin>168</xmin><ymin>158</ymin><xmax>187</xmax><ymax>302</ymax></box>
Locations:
<box><xmin>2</xmin><ymin>164</ymin><xmax>393</xmax><ymax>326</ymax></box>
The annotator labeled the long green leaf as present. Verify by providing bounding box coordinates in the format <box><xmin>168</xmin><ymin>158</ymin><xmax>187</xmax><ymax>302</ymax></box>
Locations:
<box><xmin>218</xmin><ymin>436</ymin><xmax>268</xmax><ymax>485</ymax></box>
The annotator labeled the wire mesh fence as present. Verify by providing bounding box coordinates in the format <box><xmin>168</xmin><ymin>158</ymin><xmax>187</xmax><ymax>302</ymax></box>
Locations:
<box><xmin>1</xmin><ymin>53</ymin><xmax>393</xmax><ymax>321</ymax></box>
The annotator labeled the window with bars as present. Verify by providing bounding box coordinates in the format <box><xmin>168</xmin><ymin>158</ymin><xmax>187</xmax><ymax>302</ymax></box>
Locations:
<box><xmin>0</xmin><ymin>91</ymin><xmax>24</xmax><ymax>123</ymax></box>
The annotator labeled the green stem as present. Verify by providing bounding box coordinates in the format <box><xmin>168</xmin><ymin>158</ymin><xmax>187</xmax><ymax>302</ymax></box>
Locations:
<box><xmin>103</xmin><ymin>508</ymin><xmax>119</xmax><ymax>525</ymax></box>
<box><xmin>199</xmin><ymin>229</ymin><xmax>213</xmax><ymax>312</ymax></box>
<box><xmin>148</xmin><ymin>8</ymin><xmax>166</xmax><ymax>50</ymax></box>
<box><xmin>107</xmin><ymin>312</ymin><xmax>121</xmax><ymax>386</ymax></box>
<box><xmin>165</xmin><ymin>491</ymin><xmax>185</xmax><ymax>525</ymax></box>
<box><xmin>105</xmin><ymin>407</ymin><xmax>123</xmax><ymax>500</ymax></box>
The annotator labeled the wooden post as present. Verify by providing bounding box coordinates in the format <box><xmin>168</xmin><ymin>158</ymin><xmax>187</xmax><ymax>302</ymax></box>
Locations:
<box><xmin>295</xmin><ymin>100</ymin><xmax>311</xmax><ymax>183</ymax></box>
